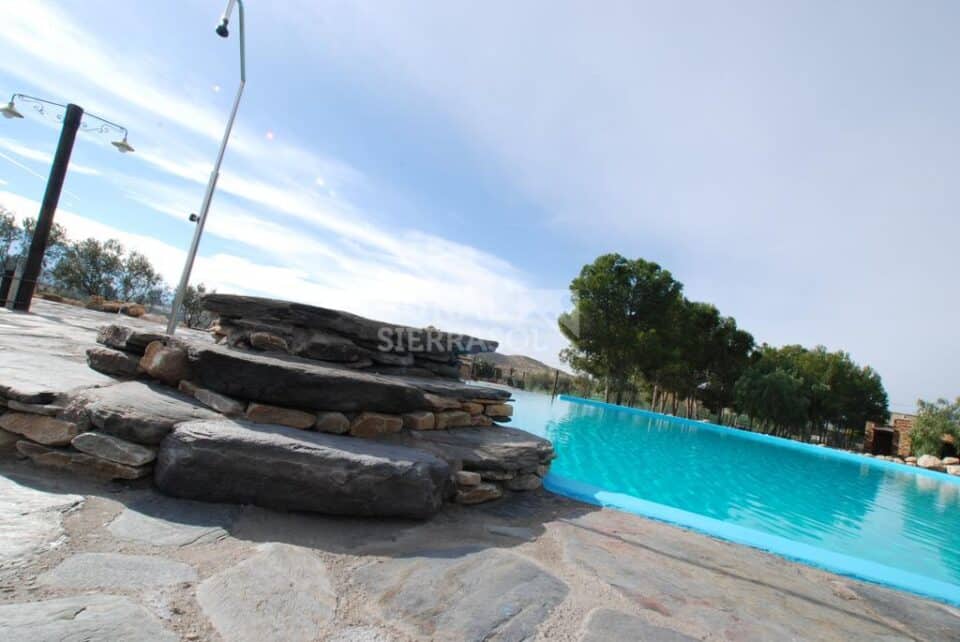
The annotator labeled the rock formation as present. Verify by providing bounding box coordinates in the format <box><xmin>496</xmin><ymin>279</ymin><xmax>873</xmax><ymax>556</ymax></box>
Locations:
<box><xmin>1</xmin><ymin>297</ymin><xmax>556</xmax><ymax>519</ymax></box>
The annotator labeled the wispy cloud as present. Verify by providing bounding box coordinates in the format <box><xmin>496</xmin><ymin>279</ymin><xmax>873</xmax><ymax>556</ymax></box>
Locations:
<box><xmin>0</xmin><ymin>2</ymin><xmax>569</xmax><ymax>365</ymax></box>
<box><xmin>0</xmin><ymin>138</ymin><xmax>101</xmax><ymax>176</ymax></box>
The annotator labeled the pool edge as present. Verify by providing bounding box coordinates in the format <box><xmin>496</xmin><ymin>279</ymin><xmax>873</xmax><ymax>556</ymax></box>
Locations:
<box><xmin>544</xmin><ymin>472</ymin><xmax>960</xmax><ymax>607</ymax></box>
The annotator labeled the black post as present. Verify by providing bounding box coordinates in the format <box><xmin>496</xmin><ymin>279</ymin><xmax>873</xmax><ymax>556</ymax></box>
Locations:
<box><xmin>0</xmin><ymin>258</ymin><xmax>16</xmax><ymax>306</ymax></box>
<box><xmin>12</xmin><ymin>103</ymin><xmax>83</xmax><ymax>311</ymax></box>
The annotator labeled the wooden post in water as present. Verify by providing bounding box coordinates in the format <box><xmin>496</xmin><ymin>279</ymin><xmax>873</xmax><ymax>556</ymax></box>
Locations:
<box><xmin>551</xmin><ymin>369</ymin><xmax>560</xmax><ymax>398</ymax></box>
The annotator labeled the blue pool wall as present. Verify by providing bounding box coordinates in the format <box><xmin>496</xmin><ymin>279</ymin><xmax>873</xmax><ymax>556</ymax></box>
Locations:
<box><xmin>549</xmin><ymin>394</ymin><xmax>960</xmax><ymax>606</ymax></box>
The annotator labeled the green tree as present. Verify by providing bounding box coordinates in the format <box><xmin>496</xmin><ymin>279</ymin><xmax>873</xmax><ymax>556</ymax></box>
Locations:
<box><xmin>0</xmin><ymin>207</ymin><xmax>17</xmax><ymax>265</ymax></box>
<box><xmin>910</xmin><ymin>398</ymin><xmax>960</xmax><ymax>456</ymax></box>
<box><xmin>19</xmin><ymin>216</ymin><xmax>69</xmax><ymax>278</ymax></box>
<box><xmin>115</xmin><ymin>250</ymin><xmax>167</xmax><ymax>304</ymax></box>
<box><xmin>696</xmin><ymin>314</ymin><xmax>755</xmax><ymax>422</ymax></box>
<box><xmin>181</xmin><ymin>283</ymin><xmax>215</xmax><ymax>329</ymax></box>
<box><xmin>734</xmin><ymin>366</ymin><xmax>809</xmax><ymax>434</ymax></box>
<box><xmin>0</xmin><ymin>209</ymin><xmax>68</xmax><ymax>283</ymax></box>
<box><xmin>559</xmin><ymin>253</ymin><xmax>683</xmax><ymax>403</ymax></box>
<box><xmin>733</xmin><ymin>344</ymin><xmax>888</xmax><ymax>442</ymax></box>
<box><xmin>51</xmin><ymin>238</ymin><xmax>167</xmax><ymax>304</ymax></box>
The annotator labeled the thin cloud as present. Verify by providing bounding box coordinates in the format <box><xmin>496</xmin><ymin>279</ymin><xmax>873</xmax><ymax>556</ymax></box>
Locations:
<box><xmin>0</xmin><ymin>138</ymin><xmax>101</xmax><ymax>176</ymax></box>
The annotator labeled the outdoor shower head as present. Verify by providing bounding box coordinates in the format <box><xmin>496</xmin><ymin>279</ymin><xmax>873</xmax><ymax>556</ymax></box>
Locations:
<box><xmin>217</xmin><ymin>0</ymin><xmax>237</xmax><ymax>37</ymax></box>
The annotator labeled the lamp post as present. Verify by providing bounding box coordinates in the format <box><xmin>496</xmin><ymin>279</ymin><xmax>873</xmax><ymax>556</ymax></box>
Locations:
<box><xmin>166</xmin><ymin>0</ymin><xmax>246</xmax><ymax>334</ymax></box>
<box><xmin>1</xmin><ymin>93</ymin><xmax>133</xmax><ymax>312</ymax></box>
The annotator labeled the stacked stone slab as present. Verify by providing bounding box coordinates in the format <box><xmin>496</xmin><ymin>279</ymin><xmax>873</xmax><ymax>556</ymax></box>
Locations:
<box><xmin>0</xmin><ymin>346</ymin><xmax>138</xmax><ymax>478</ymax></box>
<box><xmin>118</xmin><ymin>323</ymin><xmax>552</xmax><ymax>505</ymax></box>
<box><xmin>2</xmin><ymin>298</ymin><xmax>555</xmax><ymax>519</ymax></box>
<box><xmin>202</xmin><ymin>294</ymin><xmax>498</xmax><ymax>380</ymax></box>
<box><xmin>0</xmin><ymin>391</ymin><xmax>157</xmax><ymax>481</ymax></box>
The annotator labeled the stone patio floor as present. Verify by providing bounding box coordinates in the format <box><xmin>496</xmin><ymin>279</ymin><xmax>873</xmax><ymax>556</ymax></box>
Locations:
<box><xmin>1</xmin><ymin>301</ymin><xmax>959</xmax><ymax>641</ymax></box>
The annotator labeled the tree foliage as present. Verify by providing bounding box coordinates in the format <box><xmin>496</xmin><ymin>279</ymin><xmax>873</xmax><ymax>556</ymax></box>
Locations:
<box><xmin>181</xmin><ymin>283</ymin><xmax>215</xmax><ymax>329</ymax></box>
<box><xmin>0</xmin><ymin>207</ymin><xmax>17</xmax><ymax>265</ymax></box>
<box><xmin>559</xmin><ymin>253</ymin><xmax>889</xmax><ymax>442</ymax></box>
<box><xmin>559</xmin><ymin>254</ymin><xmax>684</xmax><ymax>403</ymax></box>
<box><xmin>0</xmin><ymin>211</ymin><xmax>68</xmax><ymax>281</ymax></box>
<box><xmin>51</xmin><ymin>237</ymin><xmax>168</xmax><ymax>304</ymax></box>
<box><xmin>910</xmin><ymin>398</ymin><xmax>960</xmax><ymax>456</ymax></box>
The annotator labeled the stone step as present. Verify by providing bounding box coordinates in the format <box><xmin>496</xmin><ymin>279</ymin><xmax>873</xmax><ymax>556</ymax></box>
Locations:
<box><xmin>202</xmin><ymin>293</ymin><xmax>499</xmax><ymax>356</ymax></box>
<box><xmin>66</xmin><ymin>381</ymin><xmax>221</xmax><ymax>445</ymax></box>
<box><xmin>374</xmin><ymin>425</ymin><xmax>555</xmax><ymax>476</ymax></box>
<box><xmin>0</xmin><ymin>352</ymin><xmax>114</xmax><ymax>404</ymax></box>
<box><xmin>182</xmin><ymin>342</ymin><xmax>434</xmax><ymax>413</ymax></box>
<box><xmin>154</xmin><ymin>419</ymin><xmax>452</xmax><ymax>519</ymax></box>
<box><xmin>179</xmin><ymin>340</ymin><xmax>508</xmax><ymax>413</ymax></box>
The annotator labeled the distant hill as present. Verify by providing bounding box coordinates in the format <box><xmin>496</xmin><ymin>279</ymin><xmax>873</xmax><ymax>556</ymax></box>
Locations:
<box><xmin>475</xmin><ymin>352</ymin><xmax>568</xmax><ymax>376</ymax></box>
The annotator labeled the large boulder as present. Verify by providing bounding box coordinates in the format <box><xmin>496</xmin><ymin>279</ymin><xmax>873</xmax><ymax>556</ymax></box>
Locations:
<box><xmin>155</xmin><ymin>419</ymin><xmax>452</xmax><ymax>519</ymax></box>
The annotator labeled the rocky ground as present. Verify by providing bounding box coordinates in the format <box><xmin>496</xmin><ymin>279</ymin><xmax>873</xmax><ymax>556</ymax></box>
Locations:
<box><xmin>1</xmin><ymin>301</ymin><xmax>960</xmax><ymax>641</ymax></box>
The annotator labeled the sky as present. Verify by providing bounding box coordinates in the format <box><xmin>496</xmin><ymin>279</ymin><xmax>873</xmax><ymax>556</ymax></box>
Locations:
<box><xmin>0</xmin><ymin>1</ymin><xmax>957</xmax><ymax>413</ymax></box>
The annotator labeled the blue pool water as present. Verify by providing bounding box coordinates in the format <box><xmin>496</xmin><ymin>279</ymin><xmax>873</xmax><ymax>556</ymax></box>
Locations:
<box><xmin>510</xmin><ymin>390</ymin><xmax>960</xmax><ymax>605</ymax></box>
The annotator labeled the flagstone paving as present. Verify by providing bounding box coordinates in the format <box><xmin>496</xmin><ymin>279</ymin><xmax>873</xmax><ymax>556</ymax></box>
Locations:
<box><xmin>1</xmin><ymin>455</ymin><xmax>959</xmax><ymax>641</ymax></box>
<box><xmin>1</xmin><ymin>302</ymin><xmax>960</xmax><ymax>640</ymax></box>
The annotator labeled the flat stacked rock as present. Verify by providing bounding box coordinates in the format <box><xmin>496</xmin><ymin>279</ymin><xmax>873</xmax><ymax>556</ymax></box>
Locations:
<box><xmin>4</xmin><ymin>296</ymin><xmax>555</xmax><ymax>518</ymax></box>
<box><xmin>156</xmin><ymin>420</ymin><xmax>451</xmax><ymax>519</ymax></box>
<box><xmin>202</xmin><ymin>294</ymin><xmax>498</xmax><ymax>380</ymax></box>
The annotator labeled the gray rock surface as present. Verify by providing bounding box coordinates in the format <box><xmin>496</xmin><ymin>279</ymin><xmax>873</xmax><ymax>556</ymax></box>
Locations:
<box><xmin>0</xmin><ymin>429</ymin><xmax>17</xmax><ymax>449</ymax></box>
<box><xmin>156</xmin><ymin>419</ymin><xmax>451</xmax><ymax>518</ymax></box>
<box><xmin>456</xmin><ymin>482</ymin><xmax>503</xmax><ymax>504</ymax></box>
<box><xmin>316</xmin><ymin>411</ymin><xmax>350</xmax><ymax>434</ymax></box>
<box><xmin>77</xmin><ymin>381</ymin><xmax>220</xmax><ymax>445</ymax></box>
<box><xmin>378</xmin><ymin>425</ymin><xmax>555</xmax><ymax>474</ymax></box>
<box><xmin>0</xmin><ymin>594</ymin><xmax>177</xmax><ymax>642</ymax></box>
<box><xmin>197</xmin><ymin>544</ymin><xmax>335</xmax><ymax>642</ymax></box>
<box><xmin>184</xmin><ymin>341</ymin><xmax>434</xmax><ymax>413</ymax></box>
<box><xmin>852</xmin><ymin>583</ymin><xmax>960</xmax><ymax>642</ymax></box>
<box><xmin>108</xmin><ymin>495</ymin><xmax>235</xmax><ymax>546</ymax></box>
<box><xmin>0</xmin><ymin>352</ymin><xmax>113</xmax><ymax>404</ymax></box>
<box><xmin>16</xmin><ymin>441</ymin><xmax>151</xmax><ymax>480</ymax></box>
<box><xmin>86</xmin><ymin>346</ymin><xmax>141</xmax><ymax>377</ymax></box>
<box><xmin>397</xmin><ymin>376</ymin><xmax>511</xmax><ymax>401</ymax></box>
<box><xmin>71</xmin><ymin>431</ymin><xmax>156</xmax><ymax>466</ymax></box>
<box><xmin>354</xmin><ymin>547</ymin><xmax>568</xmax><ymax>641</ymax></box>
<box><xmin>96</xmin><ymin>324</ymin><xmax>165</xmax><ymax>355</ymax></box>
<box><xmin>203</xmin><ymin>293</ymin><xmax>499</xmax><ymax>355</ymax></box>
<box><xmin>0</xmin><ymin>413</ymin><xmax>79</xmax><ymax>446</ymax></box>
<box><xmin>581</xmin><ymin>609</ymin><xmax>698</xmax><ymax>642</ymax></box>
<box><xmin>39</xmin><ymin>552</ymin><xmax>196</xmax><ymax>589</ymax></box>
<box><xmin>0</xmin><ymin>474</ymin><xmax>82</xmax><ymax>568</ymax></box>
<box><xmin>5</xmin><ymin>400</ymin><xmax>63</xmax><ymax>416</ymax></box>
<box><xmin>192</xmin><ymin>386</ymin><xmax>246</xmax><ymax>416</ymax></box>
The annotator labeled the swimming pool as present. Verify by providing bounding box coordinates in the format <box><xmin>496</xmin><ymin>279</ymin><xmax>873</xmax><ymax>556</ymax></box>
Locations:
<box><xmin>510</xmin><ymin>390</ymin><xmax>960</xmax><ymax>605</ymax></box>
